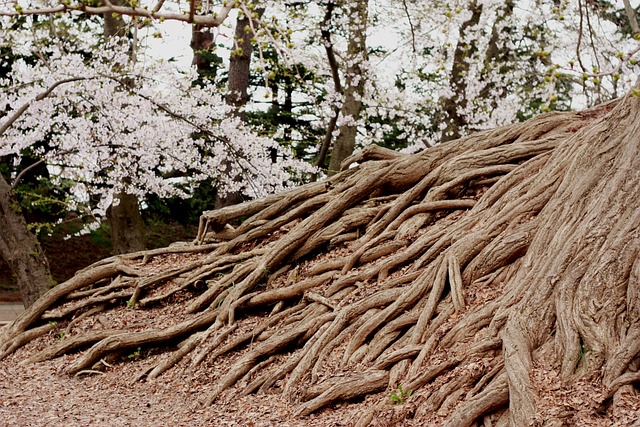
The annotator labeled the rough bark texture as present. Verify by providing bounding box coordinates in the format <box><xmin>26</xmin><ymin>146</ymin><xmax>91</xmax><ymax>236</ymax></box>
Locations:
<box><xmin>327</xmin><ymin>0</ymin><xmax>368</xmax><ymax>175</ymax></box>
<box><xmin>2</xmin><ymin>93</ymin><xmax>640</xmax><ymax>425</ymax></box>
<box><xmin>108</xmin><ymin>191</ymin><xmax>145</xmax><ymax>255</ymax></box>
<box><xmin>102</xmin><ymin>0</ymin><xmax>126</xmax><ymax>38</ymax></box>
<box><xmin>215</xmin><ymin>7</ymin><xmax>265</xmax><ymax>209</ymax></box>
<box><xmin>440</xmin><ymin>1</ymin><xmax>482</xmax><ymax>142</ymax></box>
<box><xmin>0</xmin><ymin>174</ymin><xmax>51</xmax><ymax>308</ymax></box>
<box><xmin>103</xmin><ymin>4</ymin><xmax>146</xmax><ymax>255</ymax></box>
<box><xmin>225</xmin><ymin>7</ymin><xmax>264</xmax><ymax>117</ymax></box>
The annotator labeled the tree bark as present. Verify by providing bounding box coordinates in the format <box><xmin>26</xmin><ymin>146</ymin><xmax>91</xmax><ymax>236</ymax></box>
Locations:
<box><xmin>3</xmin><ymin>95</ymin><xmax>640</xmax><ymax>425</ymax></box>
<box><xmin>314</xmin><ymin>0</ymin><xmax>342</xmax><ymax>176</ymax></box>
<box><xmin>108</xmin><ymin>191</ymin><xmax>145</xmax><ymax>255</ymax></box>
<box><xmin>225</xmin><ymin>7</ymin><xmax>265</xmax><ymax>119</ymax></box>
<box><xmin>102</xmin><ymin>0</ymin><xmax>127</xmax><ymax>39</ymax></box>
<box><xmin>0</xmin><ymin>173</ymin><xmax>51</xmax><ymax>308</ymax></box>
<box><xmin>327</xmin><ymin>0</ymin><xmax>368</xmax><ymax>175</ymax></box>
<box><xmin>440</xmin><ymin>2</ymin><xmax>482</xmax><ymax>143</ymax></box>
<box><xmin>103</xmin><ymin>1</ymin><xmax>146</xmax><ymax>254</ymax></box>
<box><xmin>191</xmin><ymin>25</ymin><xmax>214</xmax><ymax>73</ymax></box>
<box><xmin>215</xmin><ymin>6</ymin><xmax>265</xmax><ymax>209</ymax></box>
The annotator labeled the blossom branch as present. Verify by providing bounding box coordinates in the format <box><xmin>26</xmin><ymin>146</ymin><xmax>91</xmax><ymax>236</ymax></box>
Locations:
<box><xmin>10</xmin><ymin>150</ymin><xmax>75</xmax><ymax>191</ymax></box>
<box><xmin>0</xmin><ymin>77</ymin><xmax>87</xmax><ymax>136</ymax></box>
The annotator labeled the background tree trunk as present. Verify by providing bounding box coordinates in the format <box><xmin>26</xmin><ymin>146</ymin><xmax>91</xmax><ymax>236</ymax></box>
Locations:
<box><xmin>108</xmin><ymin>191</ymin><xmax>145</xmax><ymax>255</ymax></box>
<box><xmin>102</xmin><ymin>0</ymin><xmax>126</xmax><ymax>39</ymax></box>
<box><xmin>327</xmin><ymin>0</ymin><xmax>368</xmax><ymax>175</ymax></box>
<box><xmin>0</xmin><ymin>173</ymin><xmax>51</xmax><ymax>307</ymax></box>
<box><xmin>216</xmin><ymin>7</ymin><xmax>265</xmax><ymax>209</ymax></box>
<box><xmin>103</xmin><ymin>1</ymin><xmax>145</xmax><ymax>254</ymax></box>
<box><xmin>314</xmin><ymin>0</ymin><xmax>342</xmax><ymax>178</ymax></box>
<box><xmin>440</xmin><ymin>1</ymin><xmax>482</xmax><ymax>142</ymax></box>
<box><xmin>225</xmin><ymin>8</ymin><xmax>265</xmax><ymax>119</ymax></box>
<box><xmin>191</xmin><ymin>25</ymin><xmax>215</xmax><ymax>75</ymax></box>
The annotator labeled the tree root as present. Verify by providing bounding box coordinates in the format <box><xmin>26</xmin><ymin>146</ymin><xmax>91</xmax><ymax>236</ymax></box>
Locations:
<box><xmin>2</xmin><ymin>97</ymin><xmax>639</xmax><ymax>424</ymax></box>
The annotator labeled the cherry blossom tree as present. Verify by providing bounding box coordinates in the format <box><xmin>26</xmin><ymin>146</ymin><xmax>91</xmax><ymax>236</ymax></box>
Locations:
<box><xmin>0</xmin><ymin>14</ymin><xmax>314</xmax><ymax>305</ymax></box>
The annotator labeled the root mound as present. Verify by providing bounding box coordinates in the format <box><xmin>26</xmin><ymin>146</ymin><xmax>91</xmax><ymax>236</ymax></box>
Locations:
<box><xmin>2</xmin><ymin>93</ymin><xmax>640</xmax><ymax>426</ymax></box>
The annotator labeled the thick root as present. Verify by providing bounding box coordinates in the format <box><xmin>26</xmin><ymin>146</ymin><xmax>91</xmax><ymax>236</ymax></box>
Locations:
<box><xmin>2</xmin><ymin>98</ymin><xmax>639</xmax><ymax>425</ymax></box>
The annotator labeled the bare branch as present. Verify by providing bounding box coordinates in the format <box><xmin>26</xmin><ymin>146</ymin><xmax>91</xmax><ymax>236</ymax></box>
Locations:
<box><xmin>0</xmin><ymin>0</ymin><xmax>236</xmax><ymax>27</ymax></box>
<box><xmin>401</xmin><ymin>0</ymin><xmax>417</xmax><ymax>54</ymax></box>
<box><xmin>150</xmin><ymin>0</ymin><xmax>165</xmax><ymax>13</ymax></box>
<box><xmin>10</xmin><ymin>159</ymin><xmax>46</xmax><ymax>191</ymax></box>
<box><xmin>188</xmin><ymin>0</ymin><xmax>196</xmax><ymax>23</ymax></box>
<box><xmin>10</xmin><ymin>150</ymin><xmax>75</xmax><ymax>191</ymax></box>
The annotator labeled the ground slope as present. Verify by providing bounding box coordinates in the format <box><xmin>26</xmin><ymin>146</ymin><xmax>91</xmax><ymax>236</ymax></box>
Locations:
<box><xmin>1</xmin><ymin>92</ymin><xmax>640</xmax><ymax>426</ymax></box>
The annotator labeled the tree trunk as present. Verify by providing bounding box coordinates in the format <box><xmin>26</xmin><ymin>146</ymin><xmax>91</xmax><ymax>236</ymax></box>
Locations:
<box><xmin>440</xmin><ymin>1</ymin><xmax>482</xmax><ymax>142</ymax></box>
<box><xmin>327</xmin><ymin>0</ymin><xmax>368</xmax><ymax>175</ymax></box>
<box><xmin>314</xmin><ymin>0</ymin><xmax>342</xmax><ymax>176</ymax></box>
<box><xmin>225</xmin><ymin>7</ymin><xmax>265</xmax><ymax>118</ymax></box>
<box><xmin>103</xmin><ymin>1</ymin><xmax>145</xmax><ymax>254</ymax></box>
<box><xmin>215</xmin><ymin>7</ymin><xmax>265</xmax><ymax>209</ymax></box>
<box><xmin>0</xmin><ymin>173</ymin><xmax>51</xmax><ymax>308</ymax></box>
<box><xmin>190</xmin><ymin>25</ymin><xmax>215</xmax><ymax>76</ymax></box>
<box><xmin>102</xmin><ymin>0</ymin><xmax>126</xmax><ymax>39</ymax></box>
<box><xmin>108</xmin><ymin>191</ymin><xmax>145</xmax><ymax>255</ymax></box>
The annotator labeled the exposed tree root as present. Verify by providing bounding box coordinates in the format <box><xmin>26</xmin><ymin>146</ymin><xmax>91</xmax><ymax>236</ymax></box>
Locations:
<box><xmin>3</xmin><ymin>95</ymin><xmax>640</xmax><ymax>425</ymax></box>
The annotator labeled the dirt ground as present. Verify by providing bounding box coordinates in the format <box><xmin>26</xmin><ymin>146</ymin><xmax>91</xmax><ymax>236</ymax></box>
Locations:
<box><xmin>0</xmin><ymin>290</ymin><xmax>21</xmax><ymax>303</ymax></box>
<box><xmin>0</xmin><ymin>221</ymin><xmax>197</xmax><ymax>303</ymax></box>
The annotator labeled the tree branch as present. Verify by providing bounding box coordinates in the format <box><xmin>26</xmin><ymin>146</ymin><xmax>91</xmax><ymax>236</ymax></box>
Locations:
<box><xmin>1</xmin><ymin>0</ymin><xmax>235</xmax><ymax>27</ymax></box>
<box><xmin>401</xmin><ymin>0</ymin><xmax>417</xmax><ymax>54</ymax></box>
<box><xmin>0</xmin><ymin>77</ymin><xmax>86</xmax><ymax>137</ymax></box>
<box><xmin>10</xmin><ymin>150</ymin><xmax>75</xmax><ymax>191</ymax></box>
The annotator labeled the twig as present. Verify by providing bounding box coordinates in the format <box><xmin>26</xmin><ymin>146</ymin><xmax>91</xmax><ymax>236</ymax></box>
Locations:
<box><xmin>0</xmin><ymin>1</ymin><xmax>236</xmax><ymax>27</ymax></box>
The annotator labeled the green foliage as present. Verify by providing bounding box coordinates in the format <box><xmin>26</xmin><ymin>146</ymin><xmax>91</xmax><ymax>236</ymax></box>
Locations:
<box><xmin>389</xmin><ymin>385</ymin><xmax>412</xmax><ymax>405</ymax></box>
<box><xmin>127</xmin><ymin>347</ymin><xmax>142</xmax><ymax>360</ymax></box>
<box><xmin>192</xmin><ymin>44</ymin><xmax>225</xmax><ymax>86</ymax></box>
<box><xmin>143</xmin><ymin>179</ymin><xmax>218</xmax><ymax>226</ymax></box>
<box><xmin>575</xmin><ymin>337</ymin><xmax>588</xmax><ymax>370</ymax></box>
<box><xmin>245</xmin><ymin>46</ymin><xmax>324</xmax><ymax>164</ymax></box>
<box><xmin>48</xmin><ymin>321</ymin><xmax>65</xmax><ymax>340</ymax></box>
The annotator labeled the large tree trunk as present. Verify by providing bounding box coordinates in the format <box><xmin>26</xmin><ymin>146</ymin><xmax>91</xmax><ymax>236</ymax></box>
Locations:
<box><xmin>215</xmin><ymin>7</ymin><xmax>265</xmax><ymax>209</ymax></box>
<box><xmin>107</xmin><ymin>191</ymin><xmax>145</xmax><ymax>255</ymax></box>
<box><xmin>225</xmin><ymin>8</ymin><xmax>264</xmax><ymax>118</ymax></box>
<box><xmin>440</xmin><ymin>1</ymin><xmax>482</xmax><ymax>142</ymax></box>
<box><xmin>103</xmin><ymin>1</ymin><xmax>145</xmax><ymax>254</ymax></box>
<box><xmin>0</xmin><ymin>173</ymin><xmax>51</xmax><ymax>308</ymax></box>
<box><xmin>4</xmin><ymin>90</ymin><xmax>640</xmax><ymax>425</ymax></box>
<box><xmin>327</xmin><ymin>0</ymin><xmax>368</xmax><ymax>175</ymax></box>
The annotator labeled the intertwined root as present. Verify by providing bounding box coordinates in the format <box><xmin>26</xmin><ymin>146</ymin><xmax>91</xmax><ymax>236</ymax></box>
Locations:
<box><xmin>2</xmin><ymin>97</ymin><xmax>640</xmax><ymax>425</ymax></box>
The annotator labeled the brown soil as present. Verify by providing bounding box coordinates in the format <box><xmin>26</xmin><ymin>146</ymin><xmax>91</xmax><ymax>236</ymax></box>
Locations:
<box><xmin>0</xmin><ymin>221</ymin><xmax>197</xmax><ymax>303</ymax></box>
<box><xmin>0</xmin><ymin>290</ymin><xmax>21</xmax><ymax>302</ymax></box>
